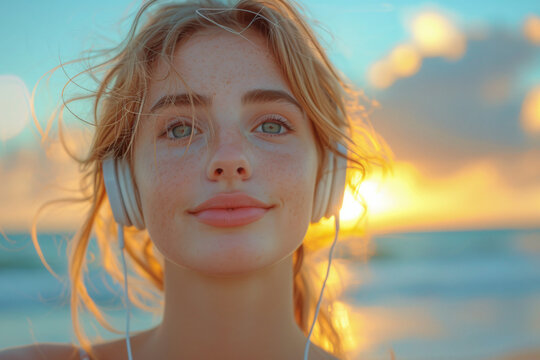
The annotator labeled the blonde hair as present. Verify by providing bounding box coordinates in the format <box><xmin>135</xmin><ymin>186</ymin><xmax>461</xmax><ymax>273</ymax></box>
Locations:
<box><xmin>30</xmin><ymin>0</ymin><xmax>394</xmax><ymax>359</ymax></box>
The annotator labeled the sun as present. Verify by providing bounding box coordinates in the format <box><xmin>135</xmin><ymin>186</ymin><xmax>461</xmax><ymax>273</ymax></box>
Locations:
<box><xmin>339</xmin><ymin>178</ymin><xmax>395</xmax><ymax>222</ymax></box>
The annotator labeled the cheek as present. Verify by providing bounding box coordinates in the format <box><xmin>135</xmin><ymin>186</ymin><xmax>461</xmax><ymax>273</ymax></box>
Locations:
<box><xmin>270</xmin><ymin>149</ymin><xmax>318</xmax><ymax>243</ymax></box>
<box><xmin>134</xmin><ymin>148</ymin><xmax>200</xmax><ymax>237</ymax></box>
<box><xmin>280</xmin><ymin>167</ymin><xmax>313</xmax><ymax>217</ymax></box>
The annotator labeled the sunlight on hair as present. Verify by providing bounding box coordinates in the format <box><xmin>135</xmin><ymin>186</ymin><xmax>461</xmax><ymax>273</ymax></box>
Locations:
<box><xmin>306</xmin><ymin>258</ymin><xmax>355</xmax><ymax>356</ymax></box>
<box><xmin>330</xmin><ymin>301</ymin><xmax>360</xmax><ymax>353</ymax></box>
<box><xmin>313</xmin><ymin>258</ymin><xmax>348</xmax><ymax>295</ymax></box>
<box><xmin>338</xmin><ymin>189</ymin><xmax>364</xmax><ymax>222</ymax></box>
<box><xmin>339</xmin><ymin>180</ymin><xmax>393</xmax><ymax>222</ymax></box>
<box><xmin>355</xmin><ymin>179</ymin><xmax>395</xmax><ymax>216</ymax></box>
<box><xmin>0</xmin><ymin>74</ymin><xmax>30</xmax><ymax>141</ymax></box>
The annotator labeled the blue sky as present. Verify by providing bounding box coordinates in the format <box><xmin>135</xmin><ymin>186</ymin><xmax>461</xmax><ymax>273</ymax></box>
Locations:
<box><xmin>1</xmin><ymin>1</ymin><xmax>539</xmax><ymax>232</ymax></box>
<box><xmin>1</xmin><ymin>0</ymin><xmax>539</xmax><ymax>151</ymax></box>
<box><xmin>1</xmin><ymin>0</ymin><xmax>538</xmax><ymax>93</ymax></box>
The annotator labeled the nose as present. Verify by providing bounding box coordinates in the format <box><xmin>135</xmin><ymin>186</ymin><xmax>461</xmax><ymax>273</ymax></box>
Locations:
<box><xmin>206</xmin><ymin>143</ymin><xmax>252</xmax><ymax>182</ymax></box>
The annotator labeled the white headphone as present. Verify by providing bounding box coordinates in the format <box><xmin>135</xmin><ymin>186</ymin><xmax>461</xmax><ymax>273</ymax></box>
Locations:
<box><xmin>102</xmin><ymin>142</ymin><xmax>348</xmax><ymax>360</ymax></box>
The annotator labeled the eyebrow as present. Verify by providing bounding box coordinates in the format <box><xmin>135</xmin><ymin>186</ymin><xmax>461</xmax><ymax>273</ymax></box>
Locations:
<box><xmin>148</xmin><ymin>89</ymin><xmax>304</xmax><ymax>114</ymax></box>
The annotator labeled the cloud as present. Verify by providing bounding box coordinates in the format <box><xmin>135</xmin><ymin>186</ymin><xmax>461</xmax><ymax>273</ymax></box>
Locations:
<box><xmin>408</xmin><ymin>10</ymin><xmax>466</xmax><ymax>59</ymax></box>
<box><xmin>0</xmin><ymin>142</ymin><xmax>87</xmax><ymax>232</ymax></box>
<box><xmin>367</xmin><ymin>28</ymin><xmax>540</xmax><ymax>179</ymax></box>
<box><xmin>368</xmin><ymin>9</ymin><xmax>466</xmax><ymax>89</ymax></box>
<box><xmin>524</xmin><ymin>14</ymin><xmax>540</xmax><ymax>45</ymax></box>
<box><xmin>0</xmin><ymin>75</ymin><xmax>30</xmax><ymax>141</ymax></box>
<box><xmin>521</xmin><ymin>86</ymin><xmax>540</xmax><ymax>135</ymax></box>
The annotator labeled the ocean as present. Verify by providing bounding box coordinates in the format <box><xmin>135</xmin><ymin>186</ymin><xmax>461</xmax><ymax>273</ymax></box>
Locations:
<box><xmin>1</xmin><ymin>228</ymin><xmax>539</xmax><ymax>360</ymax></box>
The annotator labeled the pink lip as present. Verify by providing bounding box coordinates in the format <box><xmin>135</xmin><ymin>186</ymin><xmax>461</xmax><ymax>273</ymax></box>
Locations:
<box><xmin>190</xmin><ymin>207</ymin><xmax>270</xmax><ymax>227</ymax></box>
<box><xmin>187</xmin><ymin>192</ymin><xmax>274</xmax><ymax>227</ymax></box>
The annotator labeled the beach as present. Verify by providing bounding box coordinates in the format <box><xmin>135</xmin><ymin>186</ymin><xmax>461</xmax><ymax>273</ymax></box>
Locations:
<box><xmin>1</xmin><ymin>228</ymin><xmax>539</xmax><ymax>359</ymax></box>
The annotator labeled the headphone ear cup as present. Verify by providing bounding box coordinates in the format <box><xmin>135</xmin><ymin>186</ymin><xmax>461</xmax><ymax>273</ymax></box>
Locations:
<box><xmin>116</xmin><ymin>158</ymin><xmax>145</xmax><ymax>230</ymax></box>
<box><xmin>325</xmin><ymin>142</ymin><xmax>347</xmax><ymax>219</ymax></box>
<box><xmin>311</xmin><ymin>148</ymin><xmax>335</xmax><ymax>223</ymax></box>
<box><xmin>102</xmin><ymin>157</ymin><xmax>131</xmax><ymax>227</ymax></box>
<box><xmin>311</xmin><ymin>143</ymin><xmax>348</xmax><ymax>223</ymax></box>
<box><xmin>102</xmin><ymin>157</ymin><xmax>145</xmax><ymax>229</ymax></box>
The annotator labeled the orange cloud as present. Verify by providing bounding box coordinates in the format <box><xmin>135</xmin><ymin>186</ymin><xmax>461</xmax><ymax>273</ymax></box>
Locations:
<box><xmin>0</xmin><ymin>143</ymin><xmax>87</xmax><ymax>232</ymax></box>
<box><xmin>367</xmin><ymin>59</ymin><xmax>395</xmax><ymax>90</ymax></box>
<box><xmin>368</xmin><ymin>9</ymin><xmax>466</xmax><ymax>89</ymax></box>
<box><xmin>389</xmin><ymin>44</ymin><xmax>422</xmax><ymax>78</ymax></box>
<box><xmin>410</xmin><ymin>11</ymin><xmax>466</xmax><ymax>60</ymax></box>
<box><xmin>524</xmin><ymin>14</ymin><xmax>540</xmax><ymax>45</ymax></box>
<box><xmin>521</xmin><ymin>86</ymin><xmax>540</xmax><ymax>136</ymax></box>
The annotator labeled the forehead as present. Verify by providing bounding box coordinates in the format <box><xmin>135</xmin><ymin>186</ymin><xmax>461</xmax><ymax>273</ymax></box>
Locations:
<box><xmin>146</xmin><ymin>29</ymin><xmax>289</xmax><ymax>102</ymax></box>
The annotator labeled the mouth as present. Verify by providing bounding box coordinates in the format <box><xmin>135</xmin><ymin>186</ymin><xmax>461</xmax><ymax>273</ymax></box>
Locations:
<box><xmin>189</xmin><ymin>206</ymin><xmax>273</xmax><ymax>228</ymax></box>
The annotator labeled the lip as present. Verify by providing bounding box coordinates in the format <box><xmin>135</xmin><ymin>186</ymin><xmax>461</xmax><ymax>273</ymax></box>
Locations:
<box><xmin>188</xmin><ymin>192</ymin><xmax>274</xmax><ymax>228</ymax></box>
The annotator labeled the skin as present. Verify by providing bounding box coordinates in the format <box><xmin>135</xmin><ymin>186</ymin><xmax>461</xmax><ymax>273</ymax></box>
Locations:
<box><xmin>94</xmin><ymin>28</ymin><xmax>336</xmax><ymax>360</ymax></box>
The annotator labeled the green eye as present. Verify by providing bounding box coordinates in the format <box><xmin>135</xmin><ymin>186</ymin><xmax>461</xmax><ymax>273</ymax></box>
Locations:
<box><xmin>171</xmin><ymin>124</ymin><xmax>192</xmax><ymax>138</ymax></box>
<box><xmin>261</xmin><ymin>121</ymin><xmax>282</xmax><ymax>134</ymax></box>
<box><xmin>166</xmin><ymin>120</ymin><xmax>199</xmax><ymax>140</ymax></box>
<box><xmin>163</xmin><ymin>115</ymin><xmax>295</xmax><ymax>142</ymax></box>
<box><xmin>257</xmin><ymin>116</ymin><xmax>294</xmax><ymax>135</ymax></box>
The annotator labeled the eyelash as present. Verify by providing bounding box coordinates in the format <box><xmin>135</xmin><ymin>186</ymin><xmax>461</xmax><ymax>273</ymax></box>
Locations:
<box><xmin>162</xmin><ymin>115</ymin><xmax>295</xmax><ymax>142</ymax></box>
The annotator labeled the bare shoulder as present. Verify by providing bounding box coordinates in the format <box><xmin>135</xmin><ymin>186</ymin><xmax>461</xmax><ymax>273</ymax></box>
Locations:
<box><xmin>0</xmin><ymin>343</ymin><xmax>81</xmax><ymax>360</ymax></box>
<box><xmin>310</xmin><ymin>343</ymin><xmax>342</xmax><ymax>360</ymax></box>
<box><xmin>320</xmin><ymin>351</ymin><xmax>342</xmax><ymax>360</ymax></box>
<box><xmin>0</xmin><ymin>327</ymin><xmax>155</xmax><ymax>360</ymax></box>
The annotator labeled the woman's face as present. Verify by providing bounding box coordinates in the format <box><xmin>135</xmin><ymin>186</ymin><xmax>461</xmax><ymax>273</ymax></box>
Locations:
<box><xmin>133</xmin><ymin>29</ymin><xmax>319</xmax><ymax>276</ymax></box>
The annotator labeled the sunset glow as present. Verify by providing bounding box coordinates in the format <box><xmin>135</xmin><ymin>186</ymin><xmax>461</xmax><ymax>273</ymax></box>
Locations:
<box><xmin>314</xmin><ymin>158</ymin><xmax>540</xmax><ymax>235</ymax></box>
<box><xmin>521</xmin><ymin>86</ymin><xmax>540</xmax><ymax>135</ymax></box>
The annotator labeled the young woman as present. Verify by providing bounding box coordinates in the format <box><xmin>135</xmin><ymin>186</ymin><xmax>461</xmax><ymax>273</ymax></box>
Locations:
<box><xmin>1</xmin><ymin>0</ymin><xmax>392</xmax><ymax>359</ymax></box>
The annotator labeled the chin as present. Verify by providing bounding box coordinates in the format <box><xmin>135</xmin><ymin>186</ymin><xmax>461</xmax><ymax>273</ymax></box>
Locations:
<box><xmin>181</xmin><ymin>258</ymin><xmax>271</xmax><ymax>278</ymax></box>
<box><xmin>181</xmin><ymin>240</ymin><xmax>291</xmax><ymax>278</ymax></box>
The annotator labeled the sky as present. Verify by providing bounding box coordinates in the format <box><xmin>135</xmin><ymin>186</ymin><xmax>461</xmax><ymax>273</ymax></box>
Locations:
<box><xmin>0</xmin><ymin>0</ymin><xmax>539</xmax><ymax>233</ymax></box>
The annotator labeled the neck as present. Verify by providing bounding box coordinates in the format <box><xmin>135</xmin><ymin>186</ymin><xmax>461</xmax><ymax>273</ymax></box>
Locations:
<box><xmin>143</xmin><ymin>254</ymin><xmax>310</xmax><ymax>360</ymax></box>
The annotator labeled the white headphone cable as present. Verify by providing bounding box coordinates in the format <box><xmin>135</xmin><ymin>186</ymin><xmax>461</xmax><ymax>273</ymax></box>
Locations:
<box><xmin>118</xmin><ymin>224</ymin><xmax>134</xmax><ymax>360</ymax></box>
<box><xmin>304</xmin><ymin>212</ymin><xmax>340</xmax><ymax>360</ymax></box>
